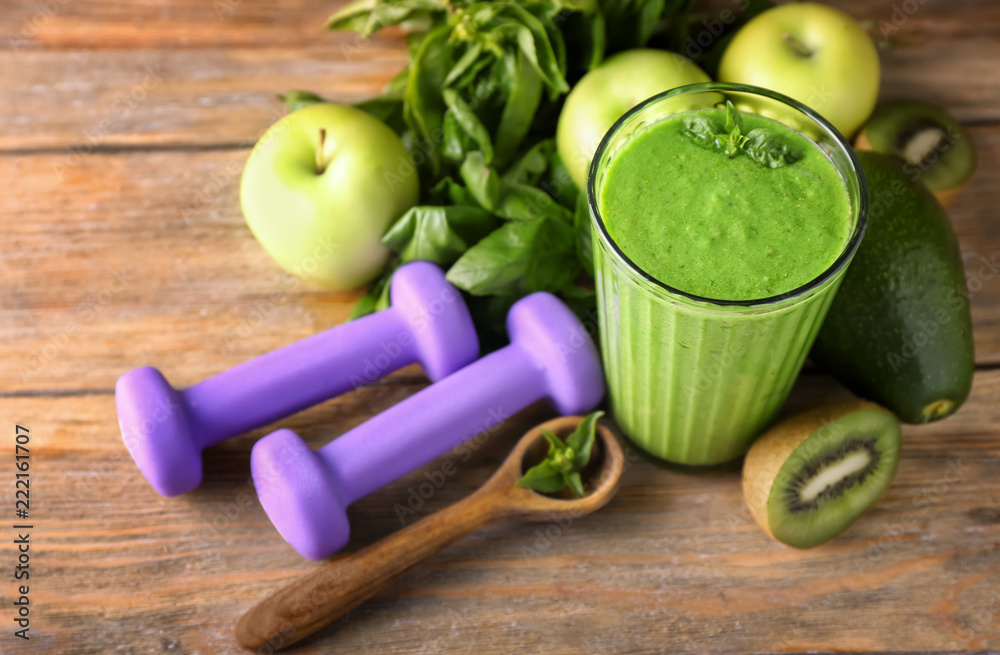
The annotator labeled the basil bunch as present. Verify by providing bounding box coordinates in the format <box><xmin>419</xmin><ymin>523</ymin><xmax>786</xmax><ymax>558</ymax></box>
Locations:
<box><xmin>288</xmin><ymin>0</ymin><xmax>694</xmax><ymax>342</ymax></box>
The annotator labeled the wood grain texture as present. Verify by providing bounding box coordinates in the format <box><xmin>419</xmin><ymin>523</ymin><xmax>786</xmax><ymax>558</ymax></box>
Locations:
<box><xmin>1</xmin><ymin>0</ymin><xmax>999</xmax><ymax>153</ymax></box>
<box><xmin>235</xmin><ymin>417</ymin><xmax>625</xmax><ymax>651</ymax></box>
<box><xmin>0</xmin><ymin>373</ymin><xmax>997</xmax><ymax>653</ymax></box>
<box><xmin>0</xmin><ymin>0</ymin><xmax>998</xmax><ymax>652</ymax></box>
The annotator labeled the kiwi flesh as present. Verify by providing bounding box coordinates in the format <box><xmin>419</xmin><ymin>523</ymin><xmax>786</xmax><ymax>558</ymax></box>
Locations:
<box><xmin>743</xmin><ymin>400</ymin><xmax>901</xmax><ymax>549</ymax></box>
<box><xmin>855</xmin><ymin>99</ymin><xmax>977</xmax><ymax>207</ymax></box>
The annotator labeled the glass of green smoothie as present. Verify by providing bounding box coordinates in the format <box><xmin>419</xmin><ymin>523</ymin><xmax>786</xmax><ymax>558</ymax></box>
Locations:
<box><xmin>588</xmin><ymin>83</ymin><xmax>868</xmax><ymax>466</ymax></box>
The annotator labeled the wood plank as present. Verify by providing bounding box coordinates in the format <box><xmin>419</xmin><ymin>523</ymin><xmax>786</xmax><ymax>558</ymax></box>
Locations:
<box><xmin>3</xmin><ymin>125</ymin><xmax>999</xmax><ymax>394</ymax></box>
<box><xmin>2</xmin><ymin>0</ymin><xmax>1000</xmax><ymax>153</ymax></box>
<box><xmin>1</xmin><ymin>370</ymin><xmax>997</xmax><ymax>652</ymax></box>
<box><xmin>0</xmin><ymin>47</ymin><xmax>408</xmax><ymax>152</ymax></box>
<box><xmin>1</xmin><ymin>0</ymin><xmax>346</xmax><ymax>50</ymax></box>
<box><xmin>3</xmin><ymin>1</ymin><xmax>998</xmax><ymax>651</ymax></box>
<box><xmin>3</xmin><ymin>0</ymin><xmax>998</xmax><ymax>50</ymax></box>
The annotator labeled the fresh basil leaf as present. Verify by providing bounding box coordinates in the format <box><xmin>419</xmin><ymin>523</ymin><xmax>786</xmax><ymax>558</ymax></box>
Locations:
<box><xmin>573</xmin><ymin>192</ymin><xmax>594</xmax><ymax>276</ymax></box>
<box><xmin>349</xmin><ymin>285</ymin><xmax>381</xmax><ymax>320</ymax></box>
<box><xmin>502</xmin><ymin>139</ymin><xmax>554</xmax><ymax>187</ymax></box>
<box><xmin>325</xmin><ymin>0</ymin><xmax>375</xmax><ymax>32</ymax></box>
<box><xmin>635</xmin><ymin>0</ymin><xmax>668</xmax><ymax>47</ymax></box>
<box><xmin>662</xmin><ymin>0</ymin><xmax>693</xmax><ymax>13</ymax></box>
<box><xmin>601</xmin><ymin>0</ymin><xmax>667</xmax><ymax>51</ymax></box>
<box><xmin>523</xmin><ymin>0</ymin><xmax>565</xmax><ymax>22</ymax></box>
<box><xmin>516</xmin><ymin>460</ymin><xmax>567</xmax><ymax>493</ymax></box>
<box><xmin>587</xmin><ymin>9</ymin><xmax>607</xmax><ymax>69</ymax></box>
<box><xmin>542</xmin><ymin>8</ymin><xmax>568</xmax><ymax>87</ymax></box>
<box><xmin>428</xmin><ymin>176</ymin><xmax>481</xmax><ymax>207</ymax></box>
<box><xmin>367</xmin><ymin>3</ymin><xmax>431</xmax><ymax>38</ymax></box>
<box><xmin>376</xmin><ymin>272</ymin><xmax>393</xmax><ymax>311</ymax></box>
<box><xmin>491</xmin><ymin>5</ymin><xmax>569</xmax><ymax>96</ymax></box>
<box><xmin>566</xmin><ymin>410</ymin><xmax>604</xmax><ymax>468</ymax></box>
<box><xmin>513</xmin><ymin>21</ymin><xmax>568</xmax><ymax>98</ymax></box>
<box><xmin>724</xmin><ymin>131</ymin><xmax>748</xmax><ymax>158</ymax></box>
<box><xmin>449</xmin><ymin>49</ymin><xmax>496</xmax><ymax>91</ymax></box>
<box><xmin>404</xmin><ymin>25</ymin><xmax>454</xmax><ymax>175</ymax></box>
<box><xmin>462</xmin><ymin>54</ymin><xmax>510</xmax><ymax>129</ymax></box>
<box><xmin>446</xmin><ymin>217</ymin><xmax>578</xmax><ymax>296</ymax></box>
<box><xmin>495</xmin><ymin>181</ymin><xmax>573</xmax><ymax>223</ymax></box>
<box><xmin>355</xmin><ymin>96</ymin><xmax>406</xmax><ymax>134</ymax></box>
<box><xmin>464</xmin><ymin>293</ymin><xmax>516</xmax><ymax>350</ymax></box>
<box><xmin>743</xmin><ymin>128</ymin><xmax>804</xmax><ymax>169</ymax></box>
<box><xmin>349</xmin><ymin>262</ymin><xmax>396</xmax><ymax>320</ymax></box>
<box><xmin>720</xmin><ymin>103</ymin><xmax>753</xmax><ymax>158</ymax></box>
<box><xmin>447</xmin><ymin>221</ymin><xmax>535</xmax><ymax>295</ymax></box>
<box><xmin>460</xmin><ymin>151</ymin><xmax>501</xmax><ymax>210</ymax></box>
<box><xmin>443</xmin><ymin>88</ymin><xmax>494</xmax><ymax>163</ymax></box>
<box><xmin>383</xmin><ymin>205</ymin><xmax>499</xmax><ymax>265</ymax></box>
<box><xmin>564</xmin><ymin>471</ymin><xmax>585</xmax><ymax>497</ymax></box>
<box><xmin>682</xmin><ymin>114</ymin><xmax>724</xmax><ymax>150</ymax></box>
<box><xmin>541</xmin><ymin>149</ymin><xmax>579</xmax><ymax>209</ymax></box>
<box><xmin>279</xmin><ymin>90</ymin><xmax>324</xmax><ymax>113</ymax></box>
<box><xmin>465</xmin><ymin>2</ymin><xmax>503</xmax><ymax>27</ymax></box>
<box><xmin>382</xmin><ymin>65</ymin><xmax>411</xmax><ymax>97</ymax></box>
<box><xmin>493</xmin><ymin>50</ymin><xmax>544</xmax><ymax>168</ymax></box>
<box><xmin>559</xmin><ymin>4</ymin><xmax>606</xmax><ymax>73</ymax></box>
<box><xmin>517</xmin><ymin>413</ymin><xmax>603</xmax><ymax>497</ymax></box>
<box><xmin>442</xmin><ymin>110</ymin><xmax>472</xmax><ymax>162</ymax></box>
<box><xmin>541</xmin><ymin>428</ymin><xmax>567</xmax><ymax>453</ymax></box>
<box><xmin>525</xmin><ymin>217</ymin><xmax>580</xmax><ymax>292</ymax></box>
<box><xmin>724</xmin><ymin>100</ymin><xmax>743</xmax><ymax>135</ymax></box>
<box><xmin>444</xmin><ymin>41</ymin><xmax>485</xmax><ymax>87</ymax></box>
<box><xmin>405</xmin><ymin>30</ymin><xmax>429</xmax><ymax>57</ymax></box>
<box><xmin>327</xmin><ymin>0</ymin><xmax>448</xmax><ymax>37</ymax></box>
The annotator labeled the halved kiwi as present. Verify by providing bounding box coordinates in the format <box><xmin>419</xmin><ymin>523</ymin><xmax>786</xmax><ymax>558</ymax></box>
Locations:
<box><xmin>855</xmin><ymin>99</ymin><xmax>977</xmax><ymax>207</ymax></box>
<box><xmin>742</xmin><ymin>399</ymin><xmax>901</xmax><ymax>549</ymax></box>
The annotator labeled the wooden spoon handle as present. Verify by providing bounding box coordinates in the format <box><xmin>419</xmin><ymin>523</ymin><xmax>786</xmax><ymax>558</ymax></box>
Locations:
<box><xmin>235</xmin><ymin>488</ymin><xmax>507</xmax><ymax>651</ymax></box>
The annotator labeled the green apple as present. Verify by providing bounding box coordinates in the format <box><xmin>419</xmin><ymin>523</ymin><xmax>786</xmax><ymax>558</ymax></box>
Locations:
<box><xmin>718</xmin><ymin>2</ymin><xmax>880</xmax><ymax>138</ymax></box>
<box><xmin>556</xmin><ymin>49</ymin><xmax>712</xmax><ymax>190</ymax></box>
<box><xmin>241</xmin><ymin>103</ymin><xmax>418</xmax><ymax>290</ymax></box>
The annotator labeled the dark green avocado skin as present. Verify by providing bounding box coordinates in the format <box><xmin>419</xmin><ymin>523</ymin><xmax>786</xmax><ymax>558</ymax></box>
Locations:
<box><xmin>812</xmin><ymin>151</ymin><xmax>974</xmax><ymax>424</ymax></box>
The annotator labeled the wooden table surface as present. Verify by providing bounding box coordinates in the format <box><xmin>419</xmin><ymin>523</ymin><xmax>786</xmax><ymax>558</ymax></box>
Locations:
<box><xmin>1</xmin><ymin>1</ymin><xmax>998</xmax><ymax>653</ymax></box>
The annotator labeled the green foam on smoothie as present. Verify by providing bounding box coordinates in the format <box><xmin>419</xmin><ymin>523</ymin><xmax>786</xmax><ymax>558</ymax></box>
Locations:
<box><xmin>599</xmin><ymin>108</ymin><xmax>852</xmax><ymax>301</ymax></box>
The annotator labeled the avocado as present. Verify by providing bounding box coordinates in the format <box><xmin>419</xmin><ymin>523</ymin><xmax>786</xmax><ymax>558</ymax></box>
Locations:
<box><xmin>811</xmin><ymin>151</ymin><xmax>974</xmax><ymax>424</ymax></box>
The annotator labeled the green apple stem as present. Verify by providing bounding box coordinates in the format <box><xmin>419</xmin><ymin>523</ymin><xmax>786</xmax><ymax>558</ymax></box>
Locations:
<box><xmin>782</xmin><ymin>33</ymin><xmax>813</xmax><ymax>58</ymax></box>
<box><xmin>316</xmin><ymin>128</ymin><xmax>330</xmax><ymax>175</ymax></box>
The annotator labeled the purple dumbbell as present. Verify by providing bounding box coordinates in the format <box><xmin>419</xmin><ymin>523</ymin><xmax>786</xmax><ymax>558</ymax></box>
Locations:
<box><xmin>251</xmin><ymin>291</ymin><xmax>605</xmax><ymax>560</ymax></box>
<box><xmin>116</xmin><ymin>262</ymin><xmax>479</xmax><ymax>498</ymax></box>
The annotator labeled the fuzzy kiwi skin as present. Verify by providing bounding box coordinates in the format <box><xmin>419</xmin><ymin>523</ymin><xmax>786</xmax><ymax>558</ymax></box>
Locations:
<box><xmin>742</xmin><ymin>399</ymin><xmax>895</xmax><ymax>545</ymax></box>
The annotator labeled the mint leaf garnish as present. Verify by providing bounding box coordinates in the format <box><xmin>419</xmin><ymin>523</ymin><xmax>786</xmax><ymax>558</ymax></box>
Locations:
<box><xmin>720</xmin><ymin>100</ymin><xmax>749</xmax><ymax>158</ymax></box>
<box><xmin>516</xmin><ymin>411</ymin><xmax>605</xmax><ymax>497</ymax></box>
<box><xmin>682</xmin><ymin>114</ymin><xmax>724</xmax><ymax>150</ymax></box>
<box><xmin>742</xmin><ymin>128</ymin><xmax>804</xmax><ymax>168</ymax></box>
<box><xmin>679</xmin><ymin>102</ymin><xmax>803</xmax><ymax>169</ymax></box>
<box><xmin>724</xmin><ymin>99</ymin><xmax>744</xmax><ymax>134</ymax></box>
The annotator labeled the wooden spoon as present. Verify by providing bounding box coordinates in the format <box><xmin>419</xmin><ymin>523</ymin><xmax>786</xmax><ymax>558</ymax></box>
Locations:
<box><xmin>235</xmin><ymin>415</ymin><xmax>625</xmax><ymax>652</ymax></box>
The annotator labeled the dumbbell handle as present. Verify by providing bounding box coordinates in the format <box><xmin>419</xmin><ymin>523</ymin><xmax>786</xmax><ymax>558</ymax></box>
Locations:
<box><xmin>322</xmin><ymin>344</ymin><xmax>545</xmax><ymax>505</ymax></box>
<box><xmin>187</xmin><ymin>309</ymin><xmax>413</xmax><ymax>449</ymax></box>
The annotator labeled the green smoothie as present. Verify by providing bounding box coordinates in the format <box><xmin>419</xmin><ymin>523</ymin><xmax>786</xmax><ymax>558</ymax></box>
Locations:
<box><xmin>600</xmin><ymin>109</ymin><xmax>851</xmax><ymax>300</ymax></box>
<box><xmin>592</xmin><ymin>97</ymin><xmax>863</xmax><ymax>465</ymax></box>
